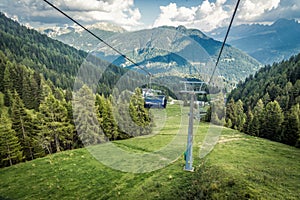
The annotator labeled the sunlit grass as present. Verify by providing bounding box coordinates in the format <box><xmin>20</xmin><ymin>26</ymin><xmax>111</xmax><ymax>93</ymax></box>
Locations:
<box><xmin>0</xmin><ymin>104</ymin><xmax>299</xmax><ymax>199</ymax></box>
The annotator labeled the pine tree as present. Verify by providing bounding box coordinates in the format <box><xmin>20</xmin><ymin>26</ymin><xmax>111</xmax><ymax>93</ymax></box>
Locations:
<box><xmin>62</xmin><ymin>100</ymin><xmax>78</xmax><ymax>149</ymax></box>
<box><xmin>226</xmin><ymin>118</ymin><xmax>232</xmax><ymax>128</ymax></box>
<box><xmin>225</xmin><ymin>98</ymin><xmax>236</xmax><ymax>128</ymax></box>
<box><xmin>32</xmin><ymin>71</ymin><xmax>42</xmax><ymax>110</ymax></box>
<box><xmin>114</xmin><ymin>91</ymin><xmax>135</xmax><ymax>139</ymax></box>
<box><xmin>65</xmin><ymin>89</ymin><xmax>73</xmax><ymax>102</ymax></box>
<box><xmin>0</xmin><ymin>92</ymin><xmax>4</xmax><ymax>116</ymax></box>
<box><xmin>22</xmin><ymin>73</ymin><xmax>38</xmax><ymax>110</ymax></box>
<box><xmin>211</xmin><ymin>111</ymin><xmax>224</xmax><ymax>126</ymax></box>
<box><xmin>41</xmin><ymin>80</ymin><xmax>53</xmax><ymax>101</ymax></box>
<box><xmin>251</xmin><ymin>99</ymin><xmax>265</xmax><ymax>136</ymax></box>
<box><xmin>262</xmin><ymin>100</ymin><xmax>284</xmax><ymax>141</ymax></box>
<box><xmin>54</xmin><ymin>87</ymin><xmax>65</xmax><ymax>101</ymax></box>
<box><xmin>96</xmin><ymin>94</ymin><xmax>119</xmax><ymax>140</ymax></box>
<box><xmin>38</xmin><ymin>94</ymin><xmax>73</xmax><ymax>153</ymax></box>
<box><xmin>282</xmin><ymin>104</ymin><xmax>300</xmax><ymax>146</ymax></box>
<box><xmin>0</xmin><ymin>114</ymin><xmax>23</xmax><ymax>167</ymax></box>
<box><xmin>244</xmin><ymin>108</ymin><xmax>254</xmax><ymax>135</ymax></box>
<box><xmin>129</xmin><ymin>88</ymin><xmax>152</xmax><ymax>136</ymax></box>
<box><xmin>0</xmin><ymin>51</ymin><xmax>7</xmax><ymax>93</ymax></box>
<box><xmin>262</xmin><ymin>93</ymin><xmax>271</xmax><ymax>105</ymax></box>
<box><xmin>106</xmin><ymin>96</ymin><xmax>118</xmax><ymax>136</ymax></box>
<box><xmin>11</xmin><ymin>91</ymin><xmax>36</xmax><ymax>160</ymax></box>
<box><xmin>235</xmin><ymin>100</ymin><xmax>246</xmax><ymax>131</ymax></box>
<box><xmin>225</xmin><ymin>99</ymin><xmax>245</xmax><ymax>131</ymax></box>
<box><xmin>73</xmin><ymin>85</ymin><xmax>105</xmax><ymax>145</ymax></box>
<box><xmin>3</xmin><ymin>62</ymin><xmax>13</xmax><ymax>107</ymax></box>
<box><xmin>203</xmin><ymin>105</ymin><xmax>212</xmax><ymax>122</ymax></box>
<box><xmin>10</xmin><ymin>64</ymin><xmax>24</xmax><ymax>97</ymax></box>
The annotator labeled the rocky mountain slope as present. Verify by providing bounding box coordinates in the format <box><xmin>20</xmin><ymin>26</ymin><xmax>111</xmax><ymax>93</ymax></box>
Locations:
<box><xmin>40</xmin><ymin>21</ymin><xmax>263</xmax><ymax>84</ymax></box>
<box><xmin>209</xmin><ymin>19</ymin><xmax>300</xmax><ymax>64</ymax></box>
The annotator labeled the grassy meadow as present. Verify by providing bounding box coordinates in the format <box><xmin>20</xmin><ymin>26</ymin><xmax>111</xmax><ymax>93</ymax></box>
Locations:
<box><xmin>0</xmin><ymin>104</ymin><xmax>299</xmax><ymax>199</ymax></box>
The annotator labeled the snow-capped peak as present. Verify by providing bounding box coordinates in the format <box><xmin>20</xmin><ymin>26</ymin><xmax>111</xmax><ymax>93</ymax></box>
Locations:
<box><xmin>85</xmin><ymin>22</ymin><xmax>126</xmax><ymax>33</ymax></box>
<box><xmin>39</xmin><ymin>22</ymin><xmax>126</xmax><ymax>37</ymax></box>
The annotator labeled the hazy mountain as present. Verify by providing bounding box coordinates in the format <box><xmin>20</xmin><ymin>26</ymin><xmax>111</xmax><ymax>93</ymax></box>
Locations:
<box><xmin>40</xmin><ymin>22</ymin><xmax>126</xmax><ymax>51</ymax></box>
<box><xmin>209</xmin><ymin>19</ymin><xmax>300</xmax><ymax>64</ymax></box>
<box><xmin>94</xmin><ymin>25</ymin><xmax>262</xmax><ymax>84</ymax></box>
<box><xmin>39</xmin><ymin>21</ymin><xmax>261</xmax><ymax>83</ymax></box>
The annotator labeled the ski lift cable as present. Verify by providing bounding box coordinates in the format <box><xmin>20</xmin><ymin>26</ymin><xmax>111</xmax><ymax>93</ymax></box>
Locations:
<box><xmin>208</xmin><ymin>0</ymin><xmax>240</xmax><ymax>85</ymax></box>
<box><xmin>42</xmin><ymin>0</ymin><xmax>152</xmax><ymax>77</ymax></box>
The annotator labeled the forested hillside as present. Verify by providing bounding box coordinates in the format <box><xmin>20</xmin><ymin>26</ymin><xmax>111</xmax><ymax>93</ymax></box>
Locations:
<box><xmin>226</xmin><ymin>53</ymin><xmax>300</xmax><ymax>147</ymax></box>
<box><xmin>0</xmin><ymin>13</ymin><xmax>129</xmax><ymax>95</ymax></box>
<box><xmin>93</xmin><ymin>25</ymin><xmax>261</xmax><ymax>84</ymax></box>
<box><xmin>0</xmin><ymin>13</ymin><xmax>85</xmax><ymax>89</ymax></box>
<box><xmin>0</xmin><ymin>13</ymin><xmax>152</xmax><ymax>168</ymax></box>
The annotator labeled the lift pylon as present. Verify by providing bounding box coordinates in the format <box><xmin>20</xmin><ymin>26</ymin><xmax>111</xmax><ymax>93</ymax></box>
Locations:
<box><xmin>180</xmin><ymin>81</ymin><xmax>206</xmax><ymax>171</ymax></box>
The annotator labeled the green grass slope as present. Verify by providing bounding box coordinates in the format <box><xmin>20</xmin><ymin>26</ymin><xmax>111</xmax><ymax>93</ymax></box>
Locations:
<box><xmin>0</xmin><ymin>104</ymin><xmax>299</xmax><ymax>200</ymax></box>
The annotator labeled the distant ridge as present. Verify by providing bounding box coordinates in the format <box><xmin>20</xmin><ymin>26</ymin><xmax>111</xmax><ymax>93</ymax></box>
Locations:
<box><xmin>209</xmin><ymin>18</ymin><xmax>300</xmax><ymax>64</ymax></box>
<box><xmin>58</xmin><ymin>24</ymin><xmax>261</xmax><ymax>83</ymax></box>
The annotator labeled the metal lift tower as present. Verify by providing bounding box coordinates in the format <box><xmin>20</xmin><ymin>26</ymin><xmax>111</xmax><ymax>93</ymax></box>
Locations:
<box><xmin>180</xmin><ymin>81</ymin><xmax>206</xmax><ymax>171</ymax></box>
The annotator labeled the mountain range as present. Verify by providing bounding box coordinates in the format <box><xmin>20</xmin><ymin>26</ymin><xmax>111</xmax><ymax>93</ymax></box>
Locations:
<box><xmin>42</xmin><ymin>24</ymin><xmax>261</xmax><ymax>84</ymax></box>
<box><xmin>209</xmin><ymin>19</ymin><xmax>300</xmax><ymax>64</ymax></box>
<box><xmin>39</xmin><ymin>22</ymin><xmax>125</xmax><ymax>51</ymax></box>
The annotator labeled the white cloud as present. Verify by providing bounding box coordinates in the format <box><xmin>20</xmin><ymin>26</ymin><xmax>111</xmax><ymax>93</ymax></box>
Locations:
<box><xmin>152</xmin><ymin>0</ymin><xmax>300</xmax><ymax>32</ymax></box>
<box><xmin>153</xmin><ymin>0</ymin><xmax>229</xmax><ymax>32</ymax></box>
<box><xmin>55</xmin><ymin>0</ymin><xmax>142</xmax><ymax>29</ymax></box>
<box><xmin>238</xmin><ymin>0</ymin><xmax>280</xmax><ymax>22</ymax></box>
<box><xmin>257</xmin><ymin>0</ymin><xmax>300</xmax><ymax>22</ymax></box>
<box><xmin>1</xmin><ymin>0</ymin><xmax>143</xmax><ymax>30</ymax></box>
<box><xmin>2</xmin><ymin>0</ymin><xmax>300</xmax><ymax>32</ymax></box>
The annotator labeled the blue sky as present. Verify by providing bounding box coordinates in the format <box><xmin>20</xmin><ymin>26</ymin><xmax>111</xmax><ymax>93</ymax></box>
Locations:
<box><xmin>1</xmin><ymin>0</ymin><xmax>300</xmax><ymax>32</ymax></box>
<box><xmin>135</xmin><ymin>0</ymin><xmax>203</xmax><ymax>26</ymax></box>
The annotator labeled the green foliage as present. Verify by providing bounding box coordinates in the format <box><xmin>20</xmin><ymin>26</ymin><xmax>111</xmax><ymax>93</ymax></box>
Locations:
<box><xmin>228</xmin><ymin>53</ymin><xmax>300</xmax><ymax>147</ymax></box>
<box><xmin>225</xmin><ymin>98</ymin><xmax>235</xmax><ymax>128</ymax></box>
<box><xmin>0</xmin><ymin>51</ymin><xmax>6</xmax><ymax>92</ymax></box>
<box><xmin>250</xmin><ymin>99</ymin><xmax>265</xmax><ymax>137</ymax></box>
<box><xmin>225</xmin><ymin>99</ymin><xmax>246</xmax><ymax>131</ymax></box>
<box><xmin>73</xmin><ymin>85</ymin><xmax>105</xmax><ymax>145</ymax></box>
<box><xmin>243</xmin><ymin>108</ymin><xmax>253</xmax><ymax>135</ymax></box>
<box><xmin>206</xmin><ymin>99</ymin><xmax>226</xmax><ymax>126</ymax></box>
<box><xmin>0</xmin><ymin>53</ymin><xmax>43</xmax><ymax>110</ymax></box>
<box><xmin>129</xmin><ymin>88</ymin><xmax>152</xmax><ymax>136</ymax></box>
<box><xmin>235</xmin><ymin>100</ymin><xmax>246</xmax><ymax>131</ymax></box>
<box><xmin>0</xmin><ymin>92</ymin><xmax>4</xmax><ymax>116</ymax></box>
<box><xmin>0</xmin><ymin>13</ymin><xmax>86</xmax><ymax>89</ymax></box>
<box><xmin>203</xmin><ymin>105</ymin><xmax>212</xmax><ymax>122</ymax></box>
<box><xmin>0</xmin><ymin>113</ymin><xmax>23</xmax><ymax>167</ymax></box>
<box><xmin>3</xmin><ymin>62</ymin><xmax>13</xmax><ymax>106</ymax></box>
<box><xmin>95</xmin><ymin>94</ymin><xmax>119</xmax><ymax>140</ymax></box>
<box><xmin>282</xmin><ymin>104</ymin><xmax>300</xmax><ymax>146</ymax></box>
<box><xmin>38</xmin><ymin>94</ymin><xmax>74</xmax><ymax>153</ymax></box>
<box><xmin>113</xmin><ymin>91</ymin><xmax>136</xmax><ymax>139</ymax></box>
<box><xmin>0</xmin><ymin>13</ymin><xmax>154</xmax><ymax>167</ymax></box>
<box><xmin>11</xmin><ymin>91</ymin><xmax>36</xmax><ymax>160</ymax></box>
<box><xmin>0</xmin><ymin>13</ymin><xmax>127</xmax><ymax>97</ymax></box>
<box><xmin>261</xmin><ymin>101</ymin><xmax>284</xmax><ymax>141</ymax></box>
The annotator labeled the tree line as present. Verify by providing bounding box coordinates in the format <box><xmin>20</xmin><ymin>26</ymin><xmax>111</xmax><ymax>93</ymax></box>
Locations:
<box><xmin>225</xmin><ymin>98</ymin><xmax>299</xmax><ymax>147</ymax></box>
<box><xmin>204</xmin><ymin>53</ymin><xmax>300</xmax><ymax>147</ymax></box>
<box><xmin>0</xmin><ymin>13</ymin><xmax>130</xmax><ymax>96</ymax></box>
